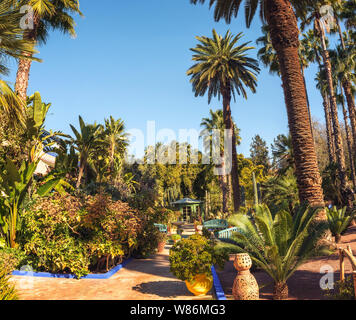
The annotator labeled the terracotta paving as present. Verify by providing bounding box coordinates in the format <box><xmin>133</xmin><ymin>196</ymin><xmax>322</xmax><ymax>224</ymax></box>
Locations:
<box><xmin>217</xmin><ymin>225</ymin><xmax>356</xmax><ymax>300</ymax></box>
<box><xmin>10</xmin><ymin>245</ymin><xmax>213</xmax><ymax>300</ymax></box>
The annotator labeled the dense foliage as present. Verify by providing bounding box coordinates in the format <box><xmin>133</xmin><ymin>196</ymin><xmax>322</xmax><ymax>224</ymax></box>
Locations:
<box><xmin>169</xmin><ymin>234</ymin><xmax>227</xmax><ymax>282</ymax></box>
<box><xmin>19</xmin><ymin>193</ymin><xmax>145</xmax><ymax>277</ymax></box>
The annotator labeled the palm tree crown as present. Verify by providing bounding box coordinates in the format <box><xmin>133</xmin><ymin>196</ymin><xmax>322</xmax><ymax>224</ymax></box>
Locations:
<box><xmin>187</xmin><ymin>29</ymin><xmax>260</xmax><ymax>103</ymax></box>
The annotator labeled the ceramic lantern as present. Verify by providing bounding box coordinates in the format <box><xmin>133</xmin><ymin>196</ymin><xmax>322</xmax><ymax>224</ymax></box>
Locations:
<box><xmin>232</xmin><ymin>253</ymin><xmax>259</xmax><ymax>300</ymax></box>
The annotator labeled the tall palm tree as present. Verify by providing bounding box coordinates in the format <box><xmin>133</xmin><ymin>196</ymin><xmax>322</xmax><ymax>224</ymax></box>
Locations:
<box><xmin>100</xmin><ymin>116</ymin><xmax>129</xmax><ymax>180</ymax></box>
<box><xmin>257</xmin><ymin>25</ymin><xmax>314</xmax><ymax>137</ymax></box>
<box><xmin>190</xmin><ymin>0</ymin><xmax>326</xmax><ymax>213</ymax></box>
<box><xmin>0</xmin><ymin>0</ymin><xmax>40</xmax><ymax>77</ymax></box>
<box><xmin>336</xmin><ymin>90</ymin><xmax>356</xmax><ymax>190</ymax></box>
<box><xmin>200</xmin><ymin>109</ymin><xmax>241</xmax><ymax>212</ymax></box>
<box><xmin>331</xmin><ymin>43</ymin><xmax>356</xmax><ymax>175</ymax></box>
<box><xmin>187</xmin><ymin>29</ymin><xmax>260</xmax><ymax>213</ymax></box>
<box><xmin>339</xmin><ymin>0</ymin><xmax>356</xmax><ymax>30</ymax></box>
<box><xmin>301</xmin><ymin>0</ymin><xmax>355</xmax><ymax>207</ymax></box>
<box><xmin>14</xmin><ymin>0</ymin><xmax>82</xmax><ymax>101</ymax></box>
<box><xmin>315</xmin><ymin>69</ymin><xmax>336</xmax><ymax>164</ymax></box>
<box><xmin>70</xmin><ymin>116</ymin><xmax>101</xmax><ymax>189</ymax></box>
<box><xmin>301</xmin><ymin>30</ymin><xmax>336</xmax><ymax>163</ymax></box>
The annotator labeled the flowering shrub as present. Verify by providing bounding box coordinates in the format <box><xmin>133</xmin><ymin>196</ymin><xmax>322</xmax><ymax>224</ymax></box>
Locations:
<box><xmin>20</xmin><ymin>192</ymin><xmax>145</xmax><ymax>277</ymax></box>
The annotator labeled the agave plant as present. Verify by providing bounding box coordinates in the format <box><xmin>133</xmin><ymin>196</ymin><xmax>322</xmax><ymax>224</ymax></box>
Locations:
<box><xmin>326</xmin><ymin>207</ymin><xmax>355</xmax><ymax>243</ymax></box>
<box><xmin>227</xmin><ymin>204</ymin><xmax>329</xmax><ymax>300</ymax></box>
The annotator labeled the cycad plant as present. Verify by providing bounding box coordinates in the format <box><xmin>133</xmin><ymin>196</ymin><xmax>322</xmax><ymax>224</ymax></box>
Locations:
<box><xmin>326</xmin><ymin>206</ymin><xmax>355</xmax><ymax>243</ymax></box>
<box><xmin>227</xmin><ymin>204</ymin><xmax>329</xmax><ymax>300</ymax></box>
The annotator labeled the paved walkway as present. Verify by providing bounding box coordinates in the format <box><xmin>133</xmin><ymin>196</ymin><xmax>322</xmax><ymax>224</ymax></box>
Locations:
<box><xmin>10</xmin><ymin>244</ymin><xmax>213</xmax><ymax>300</ymax></box>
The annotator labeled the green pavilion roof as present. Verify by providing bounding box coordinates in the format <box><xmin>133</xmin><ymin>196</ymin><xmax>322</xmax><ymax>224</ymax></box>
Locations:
<box><xmin>171</xmin><ymin>198</ymin><xmax>202</xmax><ymax>205</ymax></box>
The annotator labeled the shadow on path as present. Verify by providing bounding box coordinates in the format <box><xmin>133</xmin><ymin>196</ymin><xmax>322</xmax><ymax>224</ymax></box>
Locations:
<box><xmin>133</xmin><ymin>280</ymin><xmax>192</xmax><ymax>298</ymax></box>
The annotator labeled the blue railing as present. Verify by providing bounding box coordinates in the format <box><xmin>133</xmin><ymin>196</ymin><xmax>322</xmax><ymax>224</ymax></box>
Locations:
<box><xmin>203</xmin><ymin>219</ymin><xmax>228</xmax><ymax>230</ymax></box>
<box><xmin>217</xmin><ymin>227</ymin><xmax>239</xmax><ymax>240</ymax></box>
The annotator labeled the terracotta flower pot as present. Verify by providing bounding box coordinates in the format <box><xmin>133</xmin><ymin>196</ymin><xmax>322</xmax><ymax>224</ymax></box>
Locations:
<box><xmin>157</xmin><ymin>241</ymin><xmax>166</xmax><ymax>253</ymax></box>
<box><xmin>232</xmin><ymin>253</ymin><xmax>259</xmax><ymax>300</ymax></box>
<box><xmin>185</xmin><ymin>274</ymin><xmax>213</xmax><ymax>296</ymax></box>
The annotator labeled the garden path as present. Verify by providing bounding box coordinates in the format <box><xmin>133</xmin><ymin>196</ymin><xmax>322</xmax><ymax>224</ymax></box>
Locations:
<box><xmin>10</xmin><ymin>245</ymin><xmax>213</xmax><ymax>300</ymax></box>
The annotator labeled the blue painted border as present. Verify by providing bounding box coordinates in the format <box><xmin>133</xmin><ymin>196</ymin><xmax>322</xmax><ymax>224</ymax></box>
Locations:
<box><xmin>11</xmin><ymin>258</ymin><xmax>132</xmax><ymax>280</ymax></box>
<box><xmin>211</xmin><ymin>265</ymin><xmax>227</xmax><ymax>300</ymax></box>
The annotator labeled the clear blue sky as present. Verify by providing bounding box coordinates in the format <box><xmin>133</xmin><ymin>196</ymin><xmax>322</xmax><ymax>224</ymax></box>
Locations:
<box><xmin>5</xmin><ymin>0</ymin><xmax>336</xmax><ymax>158</ymax></box>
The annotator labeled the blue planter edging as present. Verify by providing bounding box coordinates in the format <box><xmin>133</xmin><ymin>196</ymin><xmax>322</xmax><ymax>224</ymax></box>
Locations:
<box><xmin>211</xmin><ymin>265</ymin><xmax>227</xmax><ymax>300</ymax></box>
<box><xmin>11</xmin><ymin>258</ymin><xmax>133</xmax><ymax>280</ymax></box>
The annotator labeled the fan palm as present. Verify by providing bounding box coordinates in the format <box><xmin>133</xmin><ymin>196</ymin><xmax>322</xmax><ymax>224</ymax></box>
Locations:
<box><xmin>263</xmin><ymin>172</ymin><xmax>299</xmax><ymax>213</ymax></box>
<box><xmin>271</xmin><ymin>134</ymin><xmax>295</xmax><ymax>176</ymax></box>
<box><xmin>227</xmin><ymin>204</ymin><xmax>329</xmax><ymax>299</ymax></box>
<box><xmin>14</xmin><ymin>0</ymin><xmax>83</xmax><ymax>100</ymax></box>
<box><xmin>187</xmin><ymin>29</ymin><xmax>260</xmax><ymax>212</ymax></box>
<box><xmin>200</xmin><ymin>109</ymin><xmax>241</xmax><ymax>212</ymax></box>
<box><xmin>190</xmin><ymin>0</ymin><xmax>326</xmax><ymax>211</ymax></box>
<box><xmin>70</xmin><ymin>116</ymin><xmax>101</xmax><ymax>189</ymax></box>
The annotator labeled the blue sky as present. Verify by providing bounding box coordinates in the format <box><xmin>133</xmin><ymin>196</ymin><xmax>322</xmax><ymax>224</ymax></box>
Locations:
<box><xmin>4</xmin><ymin>0</ymin><xmax>337</xmax><ymax>158</ymax></box>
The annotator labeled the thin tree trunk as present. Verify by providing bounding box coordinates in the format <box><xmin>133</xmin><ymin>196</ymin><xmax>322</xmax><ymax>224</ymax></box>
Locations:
<box><xmin>265</xmin><ymin>0</ymin><xmax>325</xmax><ymax>215</ymax></box>
<box><xmin>317</xmin><ymin>18</ymin><xmax>355</xmax><ymax>207</ymax></box>
<box><xmin>216</xmin><ymin>159</ymin><xmax>228</xmax><ymax>213</ymax></box>
<box><xmin>340</xmin><ymin>87</ymin><xmax>356</xmax><ymax>190</ymax></box>
<box><xmin>222</xmin><ymin>87</ymin><xmax>241</xmax><ymax>213</ymax></box>
<box><xmin>323</xmin><ymin>93</ymin><xmax>336</xmax><ymax>163</ymax></box>
<box><xmin>77</xmin><ymin>161</ymin><xmax>85</xmax><ymax>189</ymax></box>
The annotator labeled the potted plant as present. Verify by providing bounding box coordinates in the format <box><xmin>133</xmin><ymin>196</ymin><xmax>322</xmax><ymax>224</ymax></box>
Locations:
<box><xmin>169</xmin><ymin>234</ymin><xmax>227</xmax><ymax>296</ymax></box>
<box><xmin>157</xmin><ymin>232</ymin><xmax>167</xmax><ymax>253</ymax></box>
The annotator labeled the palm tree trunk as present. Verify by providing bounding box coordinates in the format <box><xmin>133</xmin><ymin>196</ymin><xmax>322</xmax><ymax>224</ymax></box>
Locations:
<box><xmin>317</xmin><ymin>18</ymin><xmax>355</xmax><ymax>207</ymax></box>
<box><xmin>323</xmin><ymin>93</ymin><xmax>336</xmax><ymax>163</ymax></box>
<box><xmin>222</xmin><ymin>86</ymin><xmax>241</xmax><ymax>213</ymax></box>
<box><xmin>15</xmin><ymin>14</ymin><xmax>40</xmax><ymax>101</ymax></box>
<box><xmin>216</xmin><ymin>158</ymin><xmax>228</xmax><ymax>213</ymax></box>
<box><xmin>77</xmin><ymin>160</ymin><xmax>85</xmax><ymax>189</ymax></box>
<box><xmin>342</xmin><ymin>81</ymin><xmax>356</xmax><ymax>175</ymax></box>
<box><xmin>273</xmin><ymin>281</ymin><xmax>288</xmax><ymax>300</ymax></box>
<box><xmin>340</xmin><ymin>87</ymin><xmax>356</xmax><ymax>190</ymax></box>
<box><xmin>301</xmin><ymin>66</ymin><xmax>314</xmax><ymax>139</ymax></box>
<box><xmin>265</xmin><ymin>0</ymin><xmax>325</xmax><ymax>213</ymax></box>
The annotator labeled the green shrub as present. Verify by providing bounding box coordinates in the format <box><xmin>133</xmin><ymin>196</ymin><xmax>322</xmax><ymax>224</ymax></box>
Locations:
<box><xmin>133</xmin><ymin>222</ymin><xmax>161</xmax><ymax>258</ymax></box>
<box><xmin>324</xmin><ymin>276</ymin><xmax>355</xmax><ymax>300</ymax></box>
<box><xmin>169</xmin><ymin>234</ymin><xmax>228</xmax><ymax>282</ymax></box>
<box><xmin>0</xmin><ymin>269</ymin><xmax>18</xmax><ymax>300</ymax></box>
<box><xmin>170</xmin><ymin>234</ymin><xmax>182</xmax><ymax>242</ymax></box>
